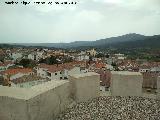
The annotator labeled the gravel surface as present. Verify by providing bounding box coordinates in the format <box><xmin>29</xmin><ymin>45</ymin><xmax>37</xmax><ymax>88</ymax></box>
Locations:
<box><xmin>56</xmin><ymin>96</ymin><xmax>160</xmax><ymax>120</ymax></box>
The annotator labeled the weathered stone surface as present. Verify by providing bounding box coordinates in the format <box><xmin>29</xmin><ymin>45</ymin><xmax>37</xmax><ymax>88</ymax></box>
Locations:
<box><xmin>0</xmin><ymin>80</ymin><xmax>71</xmax><ymax>120</ymax></box>
<box><xmin>0</xmin><ymin>72</ymin><xmax>100</xmax><ymax>120</ymax></box>
<box><xmin>69</xmin><ymin>72</ymin><xmax>100</xmax><ymax>103</ymax></box>
<box><xmin>56</xmin><ymin>96</ymin><xmax>160</xmax><ymax>120</ymax></box>
<box><xmin>111</xmin><ymin>71</ymin><xmax>143</xmax><ymax>96</ymax></box>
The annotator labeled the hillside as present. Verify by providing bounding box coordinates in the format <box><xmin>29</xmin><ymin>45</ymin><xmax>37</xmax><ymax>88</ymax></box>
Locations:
<box><xmin>2</xmin><ymin>33</ymin><xmax>160</xmax><ymax>49</ymax></box>
<box><xmin>12</xmin><ymin>33</ymin><xmax>146</xmax><ymax>48</ymax></box>
<box><xmin>108</xmin><ymin>35</ymin><xmax>160</xmax><ymax>48</ymax></box>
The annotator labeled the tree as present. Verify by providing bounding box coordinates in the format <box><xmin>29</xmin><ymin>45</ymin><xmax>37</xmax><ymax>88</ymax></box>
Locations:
<box><xmin>39</xmin><ymin>56</ymin><xmax>58</xmax><ymax>65</ymax></box>
<box><xmin>96</xmin><ymin>53</ymin><xmax>105</xmax><ymax>58</ymax></box>
<box><xmin>18</xmin><ymin>59</ymin><xmax>37</xmax><ymax>68</ymax></box>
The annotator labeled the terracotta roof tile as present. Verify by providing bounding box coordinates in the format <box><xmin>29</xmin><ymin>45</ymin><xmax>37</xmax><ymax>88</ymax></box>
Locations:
<box><xmin>38</xmin><ymin>61</ymin><xmax>86</xmax><ymax>73</ymax></box>
<box><xmin>3</xmin><ymin>68</ymin><xmax>33</xmax><ymax>75</ymax></box>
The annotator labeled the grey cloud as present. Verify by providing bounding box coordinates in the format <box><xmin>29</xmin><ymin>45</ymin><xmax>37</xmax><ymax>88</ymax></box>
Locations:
<box><xmin>0</xmin><ymin>0</ymin><xmax>160</xmax><ymax>43</ymax></box>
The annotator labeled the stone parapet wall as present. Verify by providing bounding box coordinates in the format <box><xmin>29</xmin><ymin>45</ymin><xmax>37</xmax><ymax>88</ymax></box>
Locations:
<box><xmin>0</xmin><ymin>80</ymin><xmax>71</xmax><ymax>120</ymax></box>
<box><xmin>111</xmin><ymin>71</ymin><xmax>143</xmax><ymax>96</ymax></box>
<box><xmin>0</xmin><ymin>72</ymin><xmax>100</xmax><ymax>120</ymax></box>
<box><xmin>69</xmin><ymin>72</ymin><xmax>100</xmax><ymax>103</ymax></box>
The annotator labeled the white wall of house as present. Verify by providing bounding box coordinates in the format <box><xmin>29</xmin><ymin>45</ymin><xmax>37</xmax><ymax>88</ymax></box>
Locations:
<box><xmin>37</xmin><ymin>66</ymin><xmax>88</xmax><ymax>80</ymax></box>
<box><xmin>51</xmin><ymin>71</ymin><xmax>63</xmax><ymax>80</ymax></box>
<box><xmin>139</xmin><ymin>68</ymin><xmax>150</xmax><ymax>73</ymax></box>
<box><xmin>37</xmin><ymin>52</ymin><xmax>43</xmax><ymax>60</ymax></box>
<box><xmin>37</xmin><ymin>68</ymin><xmax>48</xmax><ymax>78</ymax></box>
<box><xmin>106</xmin><ymin>58</ymin><xmax>113</xmax><ymax>65</ymax></box>
<box><xmin>150</xmin><ymin>67</ymin><xmax>160</xmax><ymax>72</ymax></box>
<box><xmin>62</xmin><ymin>69</ymin><xmax>69</xmax><ymax>79</ymax></box>
<box><xmin>12</xmin><ymin>53</ymin><xmax>23</xmax><ymax>61</ymax></box>
<box><xmin>106</xmin><ymin>64</ymin><xmax>114</xmax><ymax>70</ymax></box>
<box><xmin>28</xmin><ymin>54</ymin><xmax>35</xmax><ymax>60</ymax></box>
<box><xmin>77</xmin><ymin>55</ymin><xmax>89</xmax><ymax>61</ymax></box>
<box><xmin>7</xmin><ymin>64</ymin><xmax>15</xmax><ymax>68</ymax></box>
<box><xmin>37</xmin><ymin>68</ymin><xmax>66</xmax><ymax>80</ymax></box>
<box><xmin>80</xmin><ymin>68</ymin><xmax>88</xmax><ymax>73</ymax></box>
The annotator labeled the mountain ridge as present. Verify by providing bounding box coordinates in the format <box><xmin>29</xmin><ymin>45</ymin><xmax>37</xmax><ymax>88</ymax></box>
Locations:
<box><xmin>11</xmin><ymin>33</ymin><xmax>147</xmax><ymax>48</ymax></box>
<box><xmin>2</xmin><ymin>33</ymin><xmax>159</xmax><ymax>49</ymax></box>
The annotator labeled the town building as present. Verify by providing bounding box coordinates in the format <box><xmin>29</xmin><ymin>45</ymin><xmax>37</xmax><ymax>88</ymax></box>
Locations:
<box><xmin>36</xmin><ymin>62</ymin><xmax>88</xmax><ymax>80</ymax></box>
<box><xmin>0</xmin><ymin>61</ymin><xmax>15</xmax><ymax>71</ymax></box>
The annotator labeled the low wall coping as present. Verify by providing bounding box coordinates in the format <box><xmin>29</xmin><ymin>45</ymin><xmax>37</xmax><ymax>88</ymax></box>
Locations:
<box><xmin>0</xmin><ymin>80</ymin><xmax>69</xmax><ymax>100</ymax></box>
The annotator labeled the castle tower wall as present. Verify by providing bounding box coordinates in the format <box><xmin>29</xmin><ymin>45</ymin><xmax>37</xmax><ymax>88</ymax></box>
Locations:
<box><xmin>69</xmin><ymin>72</ymin><xmax>100</xmax><ymax>103</ymax></box>
<box><xmin>111</xmin><ymin>71</ymin><xmax>143</xmax><ymax>96</ymax></box>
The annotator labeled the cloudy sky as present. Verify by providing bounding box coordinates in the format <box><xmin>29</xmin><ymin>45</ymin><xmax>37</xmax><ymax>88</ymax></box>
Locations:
<box><xmin>0</xmin><ymin>0</ymin><xmax>160</xmax><ymax>43</ymax></box>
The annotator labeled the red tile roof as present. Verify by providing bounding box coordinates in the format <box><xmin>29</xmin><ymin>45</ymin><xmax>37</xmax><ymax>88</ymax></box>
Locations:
<box><xmin>118</xmin><ymin>60</ymin><xmax>139</xmax><ymax>71</ymax></box>
<box><xmin>95</xmin><ymin>63</ymin><xmax>106</xmax><ymax>69</ymax></box>
<box><xmin>139</xmin><ymin>62</ymin><xmax>160</xmax><ymax>70</ymax></box>
<box><xmin>38</xmin><ymin>61</ymin><xmax>86</xmax><ymax>73</ymax></box>
<box><xmin>3</xmin><ymin>68</ymin><xmax>32</xmax><ymax>75</ymax></box>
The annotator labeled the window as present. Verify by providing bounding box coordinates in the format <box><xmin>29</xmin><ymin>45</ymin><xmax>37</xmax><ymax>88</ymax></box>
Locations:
<box><xmin>47</xmin><ymin>72</ymin><xmax>51</xmax><ymax>77</ymax></box>
<box><xmin>55</xmin><ymin>73</ymin><xmax>57</xmax><ymax>75</ymax></box>
<box><xmin>64</xmin><ymin>77</ymin><xmax>68</xmax><ymax>79</ymax></box>
<box><xmin>60</xmin><ymin>77</ymin><xmax>62</xmax><ymax>80</ymax></box>
<box><xmin>60</xmin><ymin>72</ymin><xmax>62</xmax><ymax>74</ymax></box>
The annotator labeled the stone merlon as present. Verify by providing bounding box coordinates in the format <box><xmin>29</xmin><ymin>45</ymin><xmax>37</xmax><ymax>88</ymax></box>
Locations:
<box><xmin>111</xmin><ymin>71</ymin><xmax>143</xmax><ymax>96</ymax></box>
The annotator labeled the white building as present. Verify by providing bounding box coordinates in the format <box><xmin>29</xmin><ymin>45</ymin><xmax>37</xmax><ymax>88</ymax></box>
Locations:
<box><xmin>115</xmin><ymin>53</ymin><xmax>126</xmax><ymax>60</ymax></box>
<box><xmin>150</xmin><ymin>67</ymin><xmax>160</xmax><ymax>72</ymax></box>
<box><xmin>139</xmin><ymin>66</ymin><xmax>151</xmax><ymax>73</ymax></box>
<box><xmin>28</xmin><ymin>51</ymin><xmax>44</xmax><ymax>61</ymax></box>
<box><xmin>11</xmin><ymin>52</ymin><xmax>23</xmax><ymax>61</ymax></box>
<box><xmin>28</xmin><ymin>53</ymin><xmax>37</xmax><ymax>60</ymax></box>
<box><xmin>36</xmin><ymin>62</ymin><xmax>88</xmax><ymax>80</ymax></box>
<box><xmin>77</xmin><ymin>55</ymin><xmax>89</xmax><ymax>61</ymax></box>
<box><xmin>106</xmin><ymin>64</ymin><xmax>114</xmax><ymax>70</ymax></box>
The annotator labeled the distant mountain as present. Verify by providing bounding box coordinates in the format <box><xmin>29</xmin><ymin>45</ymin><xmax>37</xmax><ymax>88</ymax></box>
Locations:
<box><xmin>5</xmin><ymin>33</ymin><xmax>160</xmax><ymax>49</ymax></box>
<box><xmin>13</xmin><ymin>33</ymin><xmax>146</xmax><ymax>48</ymax></box>
<box><xmin>108</xmin><ymin>35</ymin><xmax>160</xmax><ymax>48</ymax></box>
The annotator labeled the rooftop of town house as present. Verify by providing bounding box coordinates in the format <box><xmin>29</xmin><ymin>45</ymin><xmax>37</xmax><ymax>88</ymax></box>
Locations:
<box><xmin>38</xmin><ymin>61</ymin><xmax>87</xmax><ymax>73</ymax></box>
<box><xmin>2</xmin><ymin>68</ymin><xmax>33</xmax><ymax>75</ymax></box>
<box><xmin>38</xmin><ymin>63</ymin><xmax>74</xmax><ymax>73</ymax></box>
<box><xmin>94</xmin><ymin>62</ymin><xmax>106</xmax><ymax>69</ymax></box>
<box><xmin>11</xmin><ymin>74</ymin><xmax>47</xmax><ymax>84</ymax></box>
<box><xmin>140</xmin><ymin>65</ymin><xmax>152</xmax><ymax>69</ymax></box>
<box><xmin>142</xmin><ymin>72</ymin><xmax>160</xmax><ymax>76</ymax></box>
<box><xmin>118</xmin><ymin>61</ymin><xmax>139</xmax><ymax>67</ymax></box>
<box><xmin>140</xmin><ymin>62</ymin><xmax>160</xmax><ymax>68</ymax></box>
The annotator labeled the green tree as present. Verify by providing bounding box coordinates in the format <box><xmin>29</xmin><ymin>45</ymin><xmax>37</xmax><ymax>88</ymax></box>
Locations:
<box><xmin>18</xmin><ymin>59</ymin><xmax>37</xmax><ymax>68</ymax></box>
